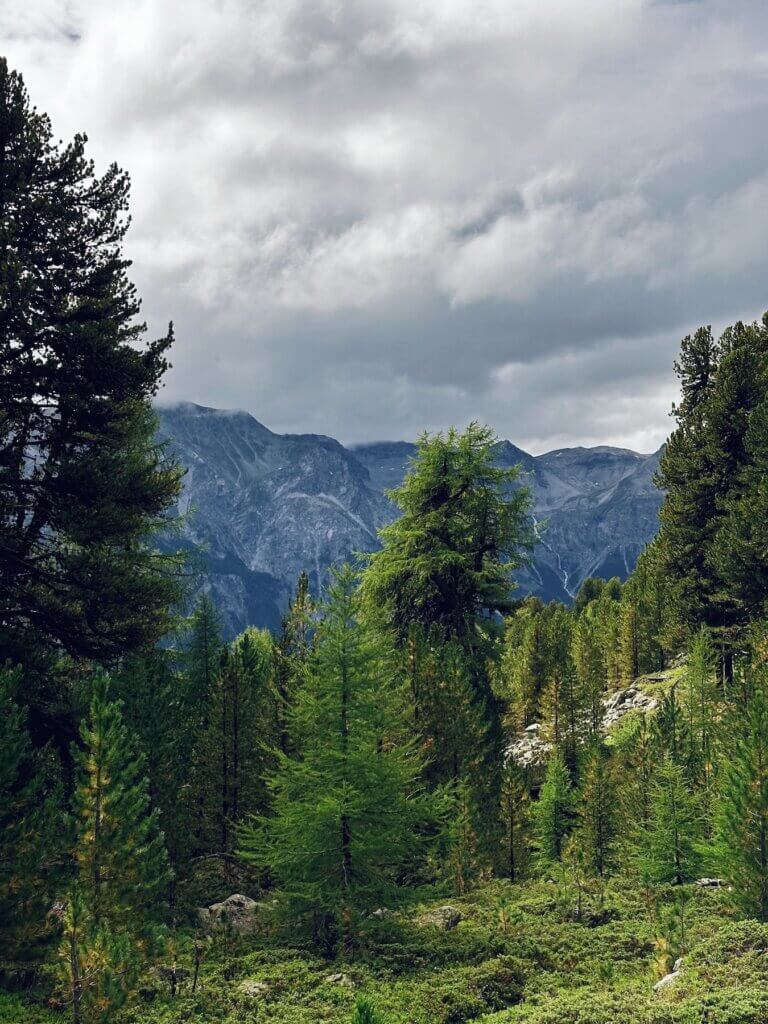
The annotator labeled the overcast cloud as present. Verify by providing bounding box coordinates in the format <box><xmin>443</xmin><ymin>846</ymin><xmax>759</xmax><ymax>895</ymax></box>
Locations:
<box><xmin>3</xmin><ymin>0</ymin><xmax>768</xmax><ymax>452</ymax></box>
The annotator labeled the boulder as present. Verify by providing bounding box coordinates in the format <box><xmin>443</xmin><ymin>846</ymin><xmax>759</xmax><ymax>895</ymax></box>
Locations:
<box><xmin>238</xmin><ymin>980</ymin><xmax>269</xmax><ymax>1000</ymax></box>
<box><xmin>420</xmin><ymin>905</ymin><xmax>463</xmax><ymax>930</ymax></box>
<box><xmin>673</xmin><ymin>957</ymin><xmax>684</xmax><ymax>973</ymax></box>
<box><xmin>198</xmin><ymin>893</ymin><xmax>261</xmax><ymax>935</ymax></box>
<box><xmin>369</xmin><ymin>907</ymin><xmax>392</xmax><ymax>919</ymax></box>
<box><xmin>325</xmin><ymin>972</ymin><xmax>354</xmax><ymax>987</ymax></box>
<box><xmin>695</xmin><ymin>877</ymin><xmax>725</xmax><ymax>888</ymax></box>
<box><xmin>653</xmin><ymin>970</ymin><xmax>680</xmax><ymax>993</ymax></box>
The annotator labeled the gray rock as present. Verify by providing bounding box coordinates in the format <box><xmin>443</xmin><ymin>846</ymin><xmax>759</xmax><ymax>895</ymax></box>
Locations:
<box><xmin>199</xmin><ymin>893</ymin><xmax>261</xmax><ymax>935</ymax></box>
<box><xmin>653</xmin><ymin>970</ymin><xmax>680</xmax><ymax>993</ymax></box>
<box><xmin>695</xmin><ymin>877</ymin><xmax>725</xmax><ymax>888</ymax></box>
<box><xmin>238</xmin><ymin>980</ymin><xmax>269</xmax><ymax>999</ymax></box>
<box><xmin>673</xmin><ymin>957</ymin><xmax>684</xmax><ymax>973</ymax></box>
<box><xmin>369</xmin><ymin>907</ymin><xmax>392</xmax><ymax>919</ymax></box>
<box><xmin>420</xmin><ymin>905</ymin><xmax>463</xmax><ymax>930</ymax></box>
<box><xmin>325</xmin><ymin>973</ymin><xmax>354</xmax><ymax>987</ymax></box>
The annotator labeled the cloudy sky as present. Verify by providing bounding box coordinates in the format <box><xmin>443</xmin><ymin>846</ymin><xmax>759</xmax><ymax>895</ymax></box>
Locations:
<box><xmin>3</xmin><ymin>1</ymin><xmax>768</xmax><ymax>452</ymax></box>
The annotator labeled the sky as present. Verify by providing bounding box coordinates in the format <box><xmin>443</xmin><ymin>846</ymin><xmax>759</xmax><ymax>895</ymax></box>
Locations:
<box><xmin>3</xmin><ymin>1</ymin><xmax>768</xmax><ymax>453</ymax></box>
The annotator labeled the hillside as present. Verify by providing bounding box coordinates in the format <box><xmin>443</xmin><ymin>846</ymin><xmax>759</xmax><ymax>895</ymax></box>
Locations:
<box><xmin>158</xmin><ymin>404</ymin><xmax>664</xmax><ymax>634</ymax></box>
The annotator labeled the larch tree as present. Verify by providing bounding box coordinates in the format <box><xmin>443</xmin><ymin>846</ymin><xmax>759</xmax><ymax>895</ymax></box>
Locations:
<box><xmin>531</xmin><ymin>748</ymin><xmax>575</xmax><ymax>868</ymax></box>
<box><xmin>238</xmin><ymin>568</ymin><xmax>441</xmax><ymax>955</ymax></box>
<box><xmin>361</xmin><ymin>423</ymin><xmax>531</xmax><ymax>850</ymax></box>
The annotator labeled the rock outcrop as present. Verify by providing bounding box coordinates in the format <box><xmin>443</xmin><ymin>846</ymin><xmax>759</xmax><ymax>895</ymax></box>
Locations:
<box><xmin>198</xmin><ymin>893</ymin><xmax>261</xmax><ymax>935</ymax></box>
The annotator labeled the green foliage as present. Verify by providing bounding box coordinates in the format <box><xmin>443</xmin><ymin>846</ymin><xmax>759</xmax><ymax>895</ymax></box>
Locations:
<box><xmin>362</xmin><ymin>423</ymin><xmax>531</xmax><ymax>642</ymax></box>
<box><xmin>238</xmin><ymin>568</ymin><xmax>443</xmax><ymax>952</ymax></box>
<box><xmin>196</xmin><ymin>627</ymin><xmax>278</xmax><ymax>855</ymax></box>
<box><xmin>0</xmin><ymin>667</ymin><xmax>63</xmax><ymax>968</ymax></box>
<box><xmin>531</xmin><ymin>749</ymin><xmax>575</xmax><ymax>867</ymax></box>
<box><xmin>0</xmin><ymin>59</ymin><xmax>185</xmax><ymax>666</ymax></box>
<box><xmin>575</xmin><ymin>742</ymin><xmax>617</xmax><ymax>878</ymax></box>
<box><xmin>640</xmin><ymin>757</ymin><xmax>702</xmax><ymax>885</ymax></box>
<box><xmin>71</xmin><ymin>673</ymin><xmax>171</xmax><ymax>932</ymax></box>
<box><xmin>711</xmin><ymin>657</ymin><xmax>768</xmax><ymax>920</ymax></box>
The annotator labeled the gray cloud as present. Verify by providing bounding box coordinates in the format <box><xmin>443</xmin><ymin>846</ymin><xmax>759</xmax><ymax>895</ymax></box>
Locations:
<box><xmin>2</xmin><ymin>0</ymin><xmax>767</xmax><ymax>452</ymax></box>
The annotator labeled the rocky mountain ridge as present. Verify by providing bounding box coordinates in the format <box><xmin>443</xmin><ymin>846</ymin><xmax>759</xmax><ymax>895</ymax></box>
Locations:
<box><xmin>157</xmin><ymin>403</ymin><xmax>665</xmax><ymax>636</ymax></box>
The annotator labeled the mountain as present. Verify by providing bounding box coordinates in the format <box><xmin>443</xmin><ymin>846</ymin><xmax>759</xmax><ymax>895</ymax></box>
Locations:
<box><xmin>157</xmin><ymin>403</ymin><xmax>665</xmax><ymax>636</ymax></box>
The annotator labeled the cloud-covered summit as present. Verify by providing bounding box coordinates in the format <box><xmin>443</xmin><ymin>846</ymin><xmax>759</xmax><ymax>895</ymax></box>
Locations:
<box><xmin>3</xmin><ymin>0</ymin><xmax>767</xmax><ymax>451</ymax></box>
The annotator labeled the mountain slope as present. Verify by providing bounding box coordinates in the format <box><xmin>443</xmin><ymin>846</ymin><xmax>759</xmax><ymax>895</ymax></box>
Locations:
<box><xmin>158</xmin><ymin>403</ymin><xmax>664</xmax><ymax>635</ymax></box>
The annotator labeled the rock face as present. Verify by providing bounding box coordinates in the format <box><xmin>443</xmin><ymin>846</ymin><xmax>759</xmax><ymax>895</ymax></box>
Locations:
<box><xmin>158</xmin><ymin>403</ymin><xmax>664</xmax><ymax>636</ymax></box>
<box><xmin>198</xmin><ymin>893</ymin><xmax>260</xmax><ymax>935</ymax></box>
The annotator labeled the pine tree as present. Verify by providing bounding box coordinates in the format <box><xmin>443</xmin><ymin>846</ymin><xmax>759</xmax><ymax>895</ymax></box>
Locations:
<box><xmin>641</xmin><ymin>756</ymin><xmax>702</xmax><ymax>885</ymax></box>
<box><xmin>71</xmin><ymin>674</ymin><xmax>170</xmax><ymax>936</ymax></box>
<box><xmin>531</xmin><ymin>748</ymin><xmax>575</xmax><ymax>868</ymax></box>
<box><xmin>0</xmin><ymin>59</ymin><xmax>184</xmax><ymax>665</ymax></box>
<box><xmin>238</xmin><ymin>568</ymin><xmax>440</xmax><ymax>954</ymax></box>
<box><xmin>712</xmin><ymin>397</ymin><xmax>768</xmax><ymax>622</ymax></box>
<box><xmin>575</xmin><ymin>741</ymin><xmax>616</xmax><ymax>878</ymax></box>
<box><xmin>0</xmin><ymin>667</ymin><xmax>63</xmax><ymax>968</ymax></box>
<box><xmin>711</xmin><ymin>659</ymin><xmax>768</xmax><ymax>921</ymax></box>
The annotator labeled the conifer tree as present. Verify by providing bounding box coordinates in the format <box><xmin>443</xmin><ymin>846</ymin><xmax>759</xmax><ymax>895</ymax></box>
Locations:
<box><xmin>641</xmin><ymin>756</ymin><xmax>702</xmax><ymax>885</ymax></box>
<box><xmin>275</xmin><ymin>571</ymin><xmax>315</xmax><ymax>754</ymax></box>
<box><xmin>572</xmin><ymin>607</ymin><xmax>606</xmax><ymax>737</ymax></box>
<box><xmin>531</xmin><ymin>748</ymin><xmax>575</xmax><ymax>868</ymax></box>
<box><xmin>238</xmin><ymin>568</ymin><xmax>440</xmax><ymax>954</ymax></box>
<box><xmin>0</xmin><ymin>59</ymin><xmax>184</xmax><ymax>665</ymax></box>
<box><xmin>499</xmin><ymin>761</ymin><xmax>529</xmax><ymax>881</ymax></box>
<box><xmin>71</xmin><ymin>674</ymin><xmax>170</xmax><ymax>936</ymax></box>
<box><xmin>681</xmin><ymin>629</ymin><xmax>719</xmax><ymax>807</ymax></box>
<box><xmin>361</xmin><ymin>424</ymin><xmax>531</xmax><ymax>857</ymax></box>
<box><xmin>198</xmin><ymin>628</ymin><xmax>278</xmax><ymax>854</ymax></box>
<box><xmin>711</xmin><ymin>659</ymin><xmax>768</xmax><ymax>921</ymax></box>
<box><xmin>575</xmin><ymin>741</ymin><xmax>616</xmax><ymax>878</ymax></box>
<box><xmin>405</xmin><ymin>625</ymin><xmax>488</xmax><ymax>789</ymax></box>
<box><xmin>185</xmin><ymin>594</ymin><xmax>224</xmax><ymax>735</ymax></box>
<box><xmin>0</xmin><ymin>667</ymin><xmax>63</xmax><ymax>967</ymax></box>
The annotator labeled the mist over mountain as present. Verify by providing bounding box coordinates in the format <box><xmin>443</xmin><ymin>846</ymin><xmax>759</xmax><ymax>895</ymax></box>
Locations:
<box><xmin>158</xmin><ymin>403</ymin><xmax>664</xmax><ymax>636</ymax></box>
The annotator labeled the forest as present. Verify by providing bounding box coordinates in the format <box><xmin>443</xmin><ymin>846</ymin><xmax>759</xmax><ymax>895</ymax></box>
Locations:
<box><xmin>2</xmin><ymin>56</ymin><xmax>768</xmax><ymax>1024</ymax></box>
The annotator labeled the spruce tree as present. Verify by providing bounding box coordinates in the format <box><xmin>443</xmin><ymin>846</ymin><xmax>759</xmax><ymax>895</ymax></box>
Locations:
<box><xmin>238</xmin><ymin>568</ymin><xmax>440</xmax><ymax>954</ymax></box>
<box><xmin>641</xmin><ymin>756</ymin><xmax>702</xmax><ymax>885</ymax></box>
<box><xmin>0</xmin><ymin>667</ymin><xmax>63</xmax><ymax>968</ymax></box>
<box><xmin>711</xmin><ymin>660</ymin><xmax>768</xmax><ymax>921</ymax></box>
<box><xmin>0</xmin><ymin>59</ymin><xmax>184</xmax><ymax>665</ymax></box>
<box><xmin>531</xmin><ymin>748</ymin><xmax>575</xmax><ymax>868</ymax></box>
